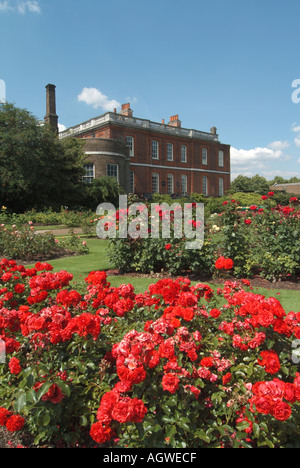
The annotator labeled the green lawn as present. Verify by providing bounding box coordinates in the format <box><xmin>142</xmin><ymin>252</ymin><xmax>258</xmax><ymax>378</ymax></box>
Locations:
<box><xmin>26</xmin><ymin>237</ymin><xmax>300</xmax><ymax>311</ymax></box>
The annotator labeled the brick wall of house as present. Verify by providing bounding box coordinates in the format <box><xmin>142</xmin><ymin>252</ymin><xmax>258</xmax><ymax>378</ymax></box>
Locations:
<box><xmin>79</xmin><ymin>122</ymin><xmax>230</xmax><ymax>197</ymax></box>
<box><xmin>83</xmin><ymin>138</ymin><xmax>130</xmax><ymax>192</ymax></box>
<box><xmin>61</xmin><ymin>106</ymin><xmax>230</xmax><ymax>197</ymax></box>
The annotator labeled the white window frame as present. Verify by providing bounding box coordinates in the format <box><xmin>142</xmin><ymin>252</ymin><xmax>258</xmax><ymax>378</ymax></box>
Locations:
<box><xmin>83</xmin><ymin>163</ymin><xmax>95</xmax><ymax>184</ymax></box>
<box><xmin>130</xmin><ymin>171</ymin><xmax>135</xmax><ymax>193</ymax></box>
<box><xmin>152</xmin><ymin>140</ymin><xmax>159</xmax><ymax>159</ymax></box>
<box><xmin>202</xmin><ymin>148</ymin><xmax>208</xmax><ymax>165</ymax></box>
<box><xmin>181</xmin><ymin>174</ymin><xmax>188</xmax><ymax>195</ymax></box>
<box><xmin>107</xmin><ymin>163</ymin><xmax>119</xmax><ymax>182</ymax></box>
<box><xmin>181</xmin><ymin>145</ymin><xmax>187</xmax><ymax>163</ymax></box>
<box><xmin>219</xmin><ymin>177</ymin><xmax>224</xmax><ymax>196</ymax></box>
<box><xmin>203</xmin><ymin>176</ymin><xmax>208</xmax><ymax>196</ymax></box>
<box><xmin>152</xmin><ymin>172</ymin><xmax>160</xmax><ymax>193</ymax></box>
<box><xmin>218</xmin><ymin>150</ymin><xmax>224</xmax><ymax>167</ymax></box>
<box><xmin>126</xmin><ymin>136</ymin><xmax>134</xmax><ymax>157</ymax></box>
<box><xmin>167</xmin><ymin>143</ymin><xmax>173</xmax><ymax>161</ymax></box>
<box><xmin>167</xmin><ymin>174</ymin><xmax>174</xmax><ymax>194</ymax></box>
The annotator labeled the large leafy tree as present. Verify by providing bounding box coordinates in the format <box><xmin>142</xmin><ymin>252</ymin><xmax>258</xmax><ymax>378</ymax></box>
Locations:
<box><xmin>0</xmin><ymin>102</ymin><xmax>86</xmax><ymax>212</ymax></box>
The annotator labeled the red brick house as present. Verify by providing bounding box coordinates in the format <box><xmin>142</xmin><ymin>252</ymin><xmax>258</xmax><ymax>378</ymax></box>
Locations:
<box><xmin>59</xmin><ymin>101</ymin><xmax>231</xmax><ymax>197</ymax></box>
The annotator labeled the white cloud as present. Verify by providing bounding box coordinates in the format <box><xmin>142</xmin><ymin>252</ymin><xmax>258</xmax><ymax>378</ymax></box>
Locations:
<box><xmin>230</xmin><ymin>146</ymin><xmax>282</xmax><ymax>167</ymax></box>
<box><xmin>0</xmin><ymin>79</ymin><xmax>6</xmax><ymax>103</ymax></box>
<box><xmin>292</xmin><ymin>123</ymin><xmax>300</xmax><ymax>134</ymax></box>
<box><xmin>0</xmin><ymin>0</ymin><xmax>40</xmax><ymax>14</ymax></box>
<box><xmin>78</xmin><ymin>87</ymin><xmax>120</xmax><ymax>112</ymax></box>
<box><xmin>268</xmin><ymin>140</ymin><xmax>289</xmax><ymax>150</ymax></box>
<box><xmin>0</xmin><ymin>1</ymin><xmax>12</xmax><ymax>12</ymax></box>
<box><xmin>295</xmin><ymin>138</ymin><xmax>300</xmax><ymax>148</ymax></box>
<box><xmin>58</xmin><ymin>123</ymin><xmax>66</xmax><ymax>133</ymax></box>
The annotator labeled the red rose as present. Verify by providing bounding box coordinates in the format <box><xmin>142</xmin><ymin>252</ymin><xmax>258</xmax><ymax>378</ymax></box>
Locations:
<box><xmin>165</xmin><ymin>244</ymin><xmax>172</xmax><ymax>250</ymax></box>
<box><xmin>210</xmin><ymin>308</ymin><xmax>221</xmax><ymax>318</ymax></box>
<box><xmin>130</xmin><ymin>398</ymin><xmax>148</xmax><ymax>423</ymax></box>
<box><xmin>8</xmin><ymin>357</ymin><xmax>22</xmax><ymax>375</ymax></box>
<box><xmin>162</xmin><ymin>373</ymin><xmax>180</xmax><ymax>394</ymax></box>
<box><xmin>251</xmin><ymin>396</ymin><xmax>273</xmax><ymax>415</ymax></box>
<box><xmin>0</xmin><ymin>407</ymin><xmax>12</xmax><ymax>426</ymax></box>
<box><xmin>258</xmin><ymin>350</ymin><xmax>281</xmax><ymax>374</ymax></box>
<box><xmin>5</xmin><ymin>414</ymin><xmax>25</xmax><ymax>432</ymax></box>
<box><xmin>200</xmin><ymin>357</ymin><xmax>214</xmax><ymax>368</ymax></box>
<box><xmin>41</xmin><ymin>384</ymin><xmax>64</xmax><ymax>404</ymax></box>
<box><xmin>111</xmin><ymin>397</ymin><xmax>134</xmax><ymax>423</ymax></box>
<box><xmin>271</xmin><ymin>401</ymin><xmax>292</xmax><ymax>421</ymax></box>
<box><xmin>90</xmin><ymin>422</ymin><xmax>114</xmax><ymax>444</ymax></box>
<box><xmin>215</xmin><ymin>256</ymin><xmax>234</xmax><ymax>270</ymax></box>
<box><xmin>222</xmin><ymin>372</ymin><xmax>232</xmax><ymax>385</ymax></box>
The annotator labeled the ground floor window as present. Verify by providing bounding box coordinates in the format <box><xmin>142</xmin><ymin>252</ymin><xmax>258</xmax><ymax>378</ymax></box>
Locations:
<box><xmin>167</xmin><ymin>174</ymin><xmax>174</xmax><ymax>194</ymax></box>
<box><xmin>181</xmin><ymin>174</ymin><xmax>187</xmax><ymax>195</ymax></box>
<box><xmin>83</xmin><ymin>163</ymin><xmax>94</xmax><ymax>183</ymax></box>
<box><xmin>203</xmin><ymin>176</ymin><xmax>208</xmax><ymax>195</ymax></box>
<box><xmin>219</xmin><ymin>177</ymin><xmax>224</xmax><ymax>196</ymax></box>
<box><xmin>152</xmin><ymin>172</ymin><xmax>159</xmax><ymax>193</ymax></box>
<box><xmin>106</xmin><ymin>163</ymin><xmax>119</xmax><ymax>181</ymax></box>
<box><xmin>130</xmin><ymin>171</ymin><xmax>135</xmax><ymax>193</ymax></box>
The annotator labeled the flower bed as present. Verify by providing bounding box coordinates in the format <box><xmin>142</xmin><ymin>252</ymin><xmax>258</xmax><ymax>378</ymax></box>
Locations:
<box><xmin>0</xmin><ymin>258</ymin><xmax>299</xmax><ymax>448</ymax></box>
<box><xmin>107</xmin><ymin>193</ymin><xmax>299</xmax><ymax>281</ymax></box>
<box><xmin>0</xmin><ymin>223</ymin><xmax>88</xmax><ymax>261</ymax></box>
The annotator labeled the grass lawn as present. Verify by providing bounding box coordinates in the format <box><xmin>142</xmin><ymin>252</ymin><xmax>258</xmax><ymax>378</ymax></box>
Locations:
<box><xmin>26</xmin><ymin>237</ymin><xmax>300</xmax><ymax>311</ymax></box>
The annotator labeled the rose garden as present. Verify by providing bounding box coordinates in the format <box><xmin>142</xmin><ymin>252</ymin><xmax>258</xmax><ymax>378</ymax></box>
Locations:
<box><xmin>0</xmin><ymin>190</ymin><xmax>299</xmax><ymax>449</ymax></box>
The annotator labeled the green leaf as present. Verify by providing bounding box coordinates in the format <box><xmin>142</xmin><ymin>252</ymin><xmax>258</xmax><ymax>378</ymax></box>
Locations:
<box><xmin>54</xmin><ymin>379</ymin><xmax>71</xmax><ymax>397</ymax></box>
<box><xmin>194</xmin><ymin>429</ymin><xmax>210</xmax><ymax>444</ymax></box>
<box><xmin>14</xmin><ymin>393</ymin><xmax>27</xmax><ymax>413</ymax></box>
<box><xmin>26</xmin><ymin>389</ymin><xmax>38</xmax><ymax>404</ymax></box>
<box><xmin>253</xmin><ymin>422</ymin><xmax>260</xmax><ymax>439</ymax></box>
<box><xmin>37</xmin><ymin>381</ymin><xmax>53</xmax><ymax>401</ymax></box>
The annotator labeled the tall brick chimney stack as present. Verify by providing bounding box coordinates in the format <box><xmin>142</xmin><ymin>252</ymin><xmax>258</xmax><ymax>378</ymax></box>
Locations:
<box><xmin>120</xmin><ymin>103</ymin><xmax>133</xmax><ymax>117</ymax></box>
<box><xmin>168</xmin><ymin>114</ymin><xmax>181</xmax><ymax>128</ymax></box>
<box><xmin>45</xmin><ymin>84</ymin><xmax>58</xmax><ymax>134</ymax></box>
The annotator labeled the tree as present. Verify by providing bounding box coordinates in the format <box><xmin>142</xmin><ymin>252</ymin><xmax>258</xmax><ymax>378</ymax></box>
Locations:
<box><xmin>0</xmin><ymin>102</ymin><xmax>85</xmax><ymax>212</ymax></box>
<box><xmin>230</xmin><ymin>174</ymin><xmax>270</xmax><ymax>194</ymax></box>
<box><xmin>83</xmin><ymin>176</ymin><xmax>124</xmax><ymax>210</ymax></box>
<box><xmin>230</xmin><ymin>175</ymin><xmax>252</xmax><ymax>193</ymax></box>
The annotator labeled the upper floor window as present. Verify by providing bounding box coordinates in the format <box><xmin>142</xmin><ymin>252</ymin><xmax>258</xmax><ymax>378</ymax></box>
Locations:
<box><xmin>202</xmin><ymin>148</ymin><xmax>208</xmax><ymax>165</ymax></box>
<box><xmin>152</xmin><ymin>140</ymin><xmax>159</xmax><ymax>159</ymax></box>
<box><xmin>181</xmin><ymin>145</ymin><xmax>187</xmax><ymax>163</ymax></box>
<box><xmin>167</xmin><ymin>143</ymin><xmax>173</xmax><ymax>161</ymax></box>
<box><xmin>83</xmin><ymin>163</ymin><xmax>94</xmax><ymax>184</ymax></box>
<box><xmin>126</xmin><ymin>136</ymin><xmax>134</xmax><ymax>157</ymax></box>
<box><xmin>218</xmin><ymin>150</ymin><xmax>224</xmax><ymax>167</ymax></box>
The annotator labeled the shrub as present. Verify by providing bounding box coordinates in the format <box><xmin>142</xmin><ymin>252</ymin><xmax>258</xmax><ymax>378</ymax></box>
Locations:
<box><xmin>106</xmin><ymin>193</ymin><xmax>299</xmax><ymax>281</ymax></box>
<box><xmin>0</xmin><ymin>260</ymin><xmax>299</xmax><ymax>448</ymax></box>
<box><xmin>0</xmin><ymin>223</ymin><xmax>88</xmax><ymax>261</ymax></box>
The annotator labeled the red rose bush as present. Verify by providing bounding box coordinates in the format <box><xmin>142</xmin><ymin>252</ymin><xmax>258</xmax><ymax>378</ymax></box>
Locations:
<box><xmin>0</xmin><ymin>258</ymin><xmax>299</xmax><ymax>448</ymax></box>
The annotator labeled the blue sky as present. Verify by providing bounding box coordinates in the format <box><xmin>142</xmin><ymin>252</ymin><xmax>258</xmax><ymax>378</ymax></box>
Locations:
<box><xmin>1</xmin><ymin>0</ymin><xmax>300</xmax><ymax>181</ymax></box>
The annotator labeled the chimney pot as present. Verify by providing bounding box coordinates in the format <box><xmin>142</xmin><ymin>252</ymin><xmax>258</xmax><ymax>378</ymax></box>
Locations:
<box><xmin>168</xmin><ymin>114</ymin><xmax>181</xmax><ymax>128</ymax></box>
